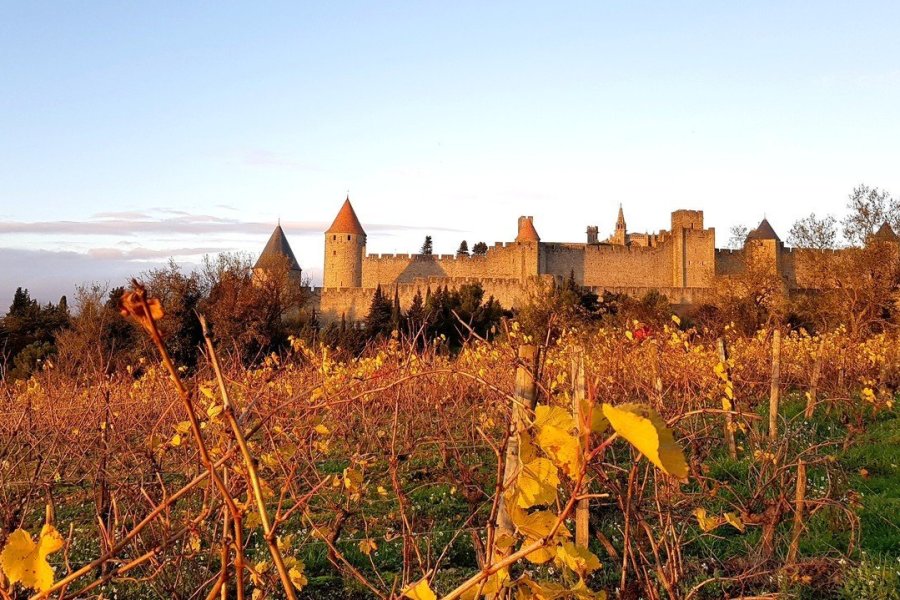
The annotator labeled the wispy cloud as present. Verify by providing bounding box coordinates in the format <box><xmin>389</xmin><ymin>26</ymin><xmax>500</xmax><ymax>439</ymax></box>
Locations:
<box><xmin>86</xmin><ymin>246</ymin><xmax>230</xmax><ymax>260</ymax></box>
<box><xmin>0</xmin><ymin>247</ymin><xmax>194</xmax><ymax>311</ymax></box>
<box><xmin>0</xmin><ymin>210</ymin><xmax>458</xmax><ymax>237</ymax></box>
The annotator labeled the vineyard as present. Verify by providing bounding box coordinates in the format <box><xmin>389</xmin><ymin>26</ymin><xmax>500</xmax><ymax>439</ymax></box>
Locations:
<box><xmin>0</xmin><ymin>289</ymin><xmax>898</xmax><ymax>599</ymax></box>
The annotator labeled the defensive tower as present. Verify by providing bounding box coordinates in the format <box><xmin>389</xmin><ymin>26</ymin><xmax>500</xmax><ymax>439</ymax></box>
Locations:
<box><xmin>515</xmin><ymin>216</ymin><xmax>541</xmax><ymax>281</ymax></box>
<box><xmin>745</xmin><ymin>217</ymin><xmax>783</xmax><ymax>275</ymax></box>
<box><xmin>324</xmin><ymin>197</ymin><xmax>366</xmax><ymax>288</ymax></box>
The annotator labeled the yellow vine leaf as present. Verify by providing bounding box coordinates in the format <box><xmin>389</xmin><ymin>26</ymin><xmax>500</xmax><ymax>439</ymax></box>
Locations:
<box><xmin>0</xmin><ymin>524</ymin><xmax>64</xmax><ymax>592</ymax></box>
<box><xmin>516</xmin><ymin>458</ymin><xmax>559</xmax><ymax>508</ymax></box>
<box><xmin>288</xmin><ymin>564</ymin><xmax>308</xmax><ymax>590</ymax></box>
<box><xmin>511</xmin><ymin>508</ymin><xmax>559</xmax><ymax>539</ymax></box>
<box><xmin>510</xmin><ymin>508</ymin><xmax>570</xmax><ymax>564</ymax></box>
<box><xmin>314</xmin><ymin>424</ymin><xmax>330</xmax><ymax>435</ymax></box>
<box><xmin>692</xmin><ymin>508</ymin><xmax>723</xmax><ymax>532</ymax></box>
<box><xmin>723</xmin><ymin>512</ymin><xmax>745</xmax><ymax>532</ymax></box>
<box><xmin>519</xmin><ymin>430</ymin><xmax>537</xmax><ymax>464</ymax></box>
<box><xmin>535</xmin><ymin>425</ymin><xmax>581</xmax><ymax>479</ymax></box>
<box><xmin>206</xmin><ymin>404</ymin><xmax>223</xmax><ymax>419</ymax></box>
<box><xmin>493</xmin><ymin>532</ymin><xmax>517</xmax><ymax>551</ymax></box>
<box><xmin>343</xmin><ymin>467</ymin><xmax>363</xmax><ymax>493</ymax></box>
<box><xmin>460</xmin><ymin>569</ymin><xmax>509</xmax><ymax>600</ymax></box>
<box><xmin>403</xmin><ymin>577</ymin><xmax>437</xmax><ymax>600</ymax></box>
<box><xmin>518</xmin><ymin>575</ymin><xmax>607</xmax><ymax>599</ymax></box>
<box><xmin>601</xmin><ymin>403</ymin><xmax>688</xmax><ymax>480</ymax></box>
<box><xmin>533</xmin><ymin>405</ymin><xmax>575</xmax><ymax>432</ymax></box>
<box><xmin>555</xmin><ymin>542</ymin><xmax>601</xmax><ymax>576</ymax></box>
<box><xmin>524</xmin><ymin>541</ymin><xmax>556</xmax><ymax>565</ymax></box>
<box><xmin>358</xmin><ymin>538</ymin><xmax>378</xmax><ymax>556</ymax></box>
<box><xmin>579</xmin><ymin>399</ymin><xmax>608</xmax><ymax>435</ymax></box>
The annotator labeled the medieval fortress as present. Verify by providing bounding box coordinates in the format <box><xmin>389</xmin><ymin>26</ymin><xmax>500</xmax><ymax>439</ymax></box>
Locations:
<box><xmin>255</xmin><ymin>197</ymin><xmax>900</xmax><ymax>323</ymax></box>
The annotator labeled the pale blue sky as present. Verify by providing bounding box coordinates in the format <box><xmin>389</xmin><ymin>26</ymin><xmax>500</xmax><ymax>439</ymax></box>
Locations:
<box><xmin>2</xmin><ymin>2</ymin><xmax>899</xmax><ymax>308</ymax></box>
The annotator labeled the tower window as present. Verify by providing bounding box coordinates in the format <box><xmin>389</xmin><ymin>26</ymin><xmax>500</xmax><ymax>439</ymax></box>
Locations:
<box><xmin>348</xmin><ymin>235</ymin><xmax>351</xmax><ymax>240</ymax></box>
<box><xmin>333</xmin><ymin>251</ymin><xmax>336</xmax><ymax>256</ymax></box>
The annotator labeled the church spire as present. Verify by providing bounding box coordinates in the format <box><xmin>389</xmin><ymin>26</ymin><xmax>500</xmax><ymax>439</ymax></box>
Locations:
<box><xmin>616</xmin><ymin>203</ymin><xmax>626</xmax><ymax>231</ymax></box>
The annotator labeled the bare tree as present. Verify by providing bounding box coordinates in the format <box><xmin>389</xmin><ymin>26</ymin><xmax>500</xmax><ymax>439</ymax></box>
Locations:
<box><xmin>788</xmin><ymin>213</ymin><xmax>839</xmax><ymax>250</ymax></box>
<box><xmin>842</xmin><ymin>184</ymin><xmax>900</xmax><ymax>246</ymax></box>
<box><xmin>727</xmin><ymin>225</ymin><xmax>749</xmax><ymax>249</ymax></box>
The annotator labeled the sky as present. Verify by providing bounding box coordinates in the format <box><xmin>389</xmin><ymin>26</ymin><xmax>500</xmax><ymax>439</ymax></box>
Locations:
<box><xmin>2</xmin><ymin>1</ymin><xmax>900</xmax><ymax>311</ymax></box>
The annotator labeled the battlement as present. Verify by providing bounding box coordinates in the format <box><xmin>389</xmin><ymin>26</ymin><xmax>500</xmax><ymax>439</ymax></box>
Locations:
<box><xmin>671</xmin><ymin>209</ymin><xmax>704</xmax><ymax>230</ymax></box>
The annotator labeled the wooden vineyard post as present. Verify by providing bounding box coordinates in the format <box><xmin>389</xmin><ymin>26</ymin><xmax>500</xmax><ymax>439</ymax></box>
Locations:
<box><xmin>494</xmin><ymin>345</ymin><xmax>539</xmax><ymax>559</ymax></box>
<box><xmin>804</xmin><ymin>340</ymin><xmax>823</xmax><ymax>420</ymax></box>
<box><xmin>787</xmin><ymin>460</ymin><xmax>807</xmax><ymax>564</ymax></box>
<box><xmin>571</xmin><ymin>349</ymin><xmax>590</xmax><ymax>548</ymax></box>
<box><xmin>769</xmin><ymin>329</ymin><xmax>782</xmax><ymax>441</ymax></box>
<box><xmin>717</xmin><ymin>337</ymin><xmax>737</xmax><ymax>460</ymax></box>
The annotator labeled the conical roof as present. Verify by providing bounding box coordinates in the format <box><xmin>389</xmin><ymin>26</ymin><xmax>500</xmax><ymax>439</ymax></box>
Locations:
<box><xmin>326</xmin><ymin>197</ymin><xmax>366</xmax><ymax>235</ymax></box>
<box><xmin>873</xmin><ymin>221</ymin><xmax>899</xmax><ymax>241</ymax></box>
<box><xmin>255</xmin><ymin>224</ymin><xmax>301</xmax><ymax>271</ymax></box>
<box><xmin>616</xmin><ymin>204</ymin><xmax>626</xmax><ymax>229</ymax></box>
<box><xmin>516</xmin><ymin>216</ymin><xmax>540</xmax><ymax>242</ymax></box>
<box><xmin>747</xmin><ymin>218</ymin><xmax>781</xmax><ymax>242</ymax></box>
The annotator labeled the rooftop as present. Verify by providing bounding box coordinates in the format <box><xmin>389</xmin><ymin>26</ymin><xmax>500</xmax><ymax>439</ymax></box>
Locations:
<box><xmin>326</xmin><ymin>197</ymin><xmax>366</xmax><ymax>236</ymax></box>
<box><xmin>747</xmin><ymin>218</ymin><xmax>781</xmax><ymax>242</ymax></box>
<box><xmin>255</xmin><ymin>224</ymin><xmax>302</xmax><ymax>271</ymax></box>
<box><xmin>873</xmin><ymin>221</ymin><xmax>899</xmax><ymax>241</ymax></box>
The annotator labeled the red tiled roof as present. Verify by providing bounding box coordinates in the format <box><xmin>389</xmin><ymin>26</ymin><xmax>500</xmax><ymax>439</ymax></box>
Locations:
<box><xmin>326</xmin><ymin>197</ymin><xmax>366</xmax><ymax>235</ymax></box>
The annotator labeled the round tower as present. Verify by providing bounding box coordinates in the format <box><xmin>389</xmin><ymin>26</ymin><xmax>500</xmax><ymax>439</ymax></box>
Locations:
<box><xmin>324</xmin><ymin>196</ymin><xmax>366</xmax><ymax>288</ymax></box>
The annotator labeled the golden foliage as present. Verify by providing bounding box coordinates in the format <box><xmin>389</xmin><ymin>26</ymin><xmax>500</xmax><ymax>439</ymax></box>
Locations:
<box><xmin>0</xmin><ymin>524</ymin><xmax>64</xmax><ymax>592</ymax></box>
<box><xmin>602</xmin><ymin>403</ymin><xmax>689</xmax><ymax>480</ymax></box>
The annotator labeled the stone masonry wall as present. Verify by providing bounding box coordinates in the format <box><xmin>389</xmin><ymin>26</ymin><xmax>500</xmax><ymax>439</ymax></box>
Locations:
<box><xmin>540</xmin><ymin>242</ymin><xmax>673</xmax><ymax>288</ymax></box>
<box><xmin>361</xmin><ymin>243</ymin><xmax>527</xmax><ymax>288</ymax></box>
<box><xmin>316</xmin><ymin>275</ymin><xmax>544</xmax><ymax>322</ymax></box>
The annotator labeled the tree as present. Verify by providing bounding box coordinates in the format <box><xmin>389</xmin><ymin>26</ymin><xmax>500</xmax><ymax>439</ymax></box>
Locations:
<box><xmin>143</xmin><ymin>260</ymin><xmax>204</xmax><ymax>369</ymax></box>
<box><xmin>200</xmin><ymin>252</ymin><xmax>308</xmax><ymax>364</ymax></box>
<box><xmin>788</xmin><ymin>213</ymin><xmax>839</xmax><ymax>250</ymax></box>
<box><xmin>55</xmin><ymin>284</ymin><xmax>141</xmax><ymax>378</ymax></box>
<box><xmin>456</xmin><ymin>240</ymin><xmax>469</xmax><ymax>256</ymax></box>
<box><xmin>727</xmin><ymin>225</ymin><xmax>749</xmax><ymax>250</ymax></box>
<box><xmin>423</xmin><ymin>283</ymin><xmax>503</xmax><ymax>346</ymax></box>
<box><xmin>472</xmin><ymin>242</ymin><xmax>488</xmax><ymax>256</ymax></box>
<box><xmin>516</xmin><ymin>273</ymin><xmax>602</xmax><ymax>341</ymax></box>
<box><xmin>406</xmin><ymin>289</ymin><xmax>425</xmax><ymax>337</ymax></box>
<box><xmin>420</xmin><ymin>236</ymin><xmax>433</xmax><ymax>256</ymax></box>
<box><xmin>365</xmin><ymin>285</ymin><xmax>393</xmax><ymax>339</ymax></box>
<box><xmin>390</xmin><ymin>286</ymin><xmax>403</xmax><ymax>333</ymax></box>
<box><xmin>842</xmin><ymin>184</ymin><xmax>900</xmax><ymax>247</ymax></box>
<box><xmin>712</xmin><ymin>249</ymin><xmax>787</xmax><ymax>335</ymax></box>
<box><xmin>9</xmin><ymin>287</ymin><xmax>37</xmax><ymax>317</ymax></box>
<box><xmin>1</xmin><ymin>287</ymin><xmax>70</xmax><ymax>380</ymax></box>
<box><xmin>791</xmin><ymin>241</ymin><xmax>900</xmax><ymax>336</ymax></box>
